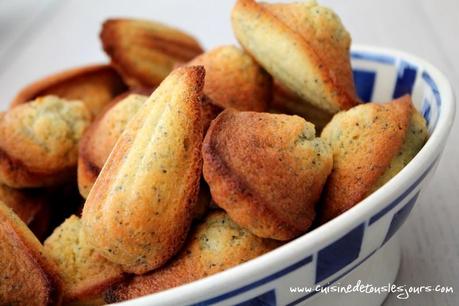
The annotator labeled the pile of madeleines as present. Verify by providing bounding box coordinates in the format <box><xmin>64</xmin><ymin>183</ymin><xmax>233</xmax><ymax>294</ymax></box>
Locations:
<box><xmin>0</xmin><ymin>0</ymin><xmax>429</xmax><ymax>305</ymax></box>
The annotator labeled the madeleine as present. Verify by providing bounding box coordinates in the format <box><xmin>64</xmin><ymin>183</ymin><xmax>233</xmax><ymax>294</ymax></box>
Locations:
<box><xmin>11</xmin><ymin>64</ymin><xmax>127</xmax><ymax>117</ymax></box>
<box><xmin>101</xmin><ymin>18</ymin><xmax>204</xmax><ymax>88</ymax></box>
<box><xmin>203</xmin><ymin>110</ymin><xmax>333</xmax><ymax>240</ymax></box>
<box><xmin>82</xmin><ymin>66</ymin><xmax>204</xmax><ymax>274</ymax></box>
<box><xmin>0</xmin><ymin>96</ymin><xmax>91</xmax><ymax>188</ymax></box>
<box><xmin>0</xmin><ymin>201</ymin><xmax>63</xmax><ymax>306</ymax></box>
<box><xmin>319</xmin><ymin>95</ymin><xmax>428</xmax><ymax>223</ymax></box>
<box><xmin>232</xmin><ymin>0</ymin><xmax>360</xmax><ymax>117</ymax></box>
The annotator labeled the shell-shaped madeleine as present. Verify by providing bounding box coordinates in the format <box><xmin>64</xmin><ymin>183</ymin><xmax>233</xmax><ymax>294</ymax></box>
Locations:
<box><xmin>104</xmin><ymin>211</ymin><xmax>280</xmax><ymax>303</ymax></box>
<box><xmin>0</xmin><ymin>201</ymin><xmax>63</xmax><ymax>306</ymax></box>
<box><xmin>78</xmin><ymin>93</ymin><xmax>148</xmax><ymax>198</ymax></box>
<box><xmin>82</xmin><ymin>66</ymin><xmax>205</xmax><ymax>274</ymax></box>
<box><xmin>0</xmin><ymin>96</ymin><xmax>91</xmax><ymax>188</ymax></box>
<box><xmin>186</xmin><ymin>45</ymin><xmax>271</xmax><ymax>111</ymax></box>
<box><xmin>202</xmin><ymin>110</ymin><xmax>333</xmax><ymax>240</ymax></box>
<box><xmin>10</xmin><ymin>64</ymin><xmax>127</xmax><ymax>117</ymax></box>
<box><xmin>101</xmin><ymin>18</ymin><xmax>204</xmax><ymax>88</ymax></box>
<box><xmin>45</xmin><ymin>215</ymin><xmax>123</xmax><ymax>304</ymax></box>
<box><xmin>232</xmin><ymin>0</ymin><xmax>360</xmax><ymax>115</ymax></box>
<box><xmin>319</xmin><ymin>95</ymin><xmax>428</xmax><ymax>223</ymax></box>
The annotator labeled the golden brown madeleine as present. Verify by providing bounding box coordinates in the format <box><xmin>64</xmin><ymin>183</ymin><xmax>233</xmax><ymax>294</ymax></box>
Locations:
<box><xmin>186</xmin><ymin>45</ymin><xmax>271</xmax><ymax>111</ymax></box>
<box><xmin>101</xmin><ymin>18</ymin><xmax>204</xmax><ymax>88</ymax></box>
<box><xmin>82</xmin><ymin>66</ymin><xmax>205</xmax><ymax>274</ymax></box>
<box><xmin>319</xmin><ymin>95</ymin><xmax>428</xmax><ymax>223</ymax></box>
<box><xmin>270</xmin><ymin>82</ymin><xmax>333</xmax><ymax>132</ymax></box>
<box><xmin>0</xmin><ymin>201</ymin><xmax>63</xmax><ymax>305</ymax></box>
<box><xmin>0</xmin><ymin>96</ymin><xmax>91</xmax><ymax>188</ymax></box>
<box><xmin>202</xmin><ymin>110</ymin><xmax>333</xmax><ymax>240</ymax></box>
<box><xmin>232</xmin><ymin>0</ymin><xmax>360</xmax><ymax>115</ymax></box>
<box><xmin>45</xmin><ymin>215</ymin><xmax>124</xmax><ymax>304</ymax></box>
<box><xmin>0</xmin><ymin>184</ymin><xmax>50</xmax><ymax>240</ymax></box>
<box><xmin>78</xmin><ymin>93</ymin><xmax>148</xmax><ymax>198</ymax></box>
<box><xmin>11</xmin><ymin>64</ymin><xmax>127</xmax><ymax>117</ymax></box>
<box><xmin>105</xmin><ymin>211</ymin><xmax>279</xmax><ymax>302</ymax></box>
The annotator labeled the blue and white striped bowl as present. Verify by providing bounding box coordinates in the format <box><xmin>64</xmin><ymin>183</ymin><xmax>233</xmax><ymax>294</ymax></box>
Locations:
<box><xmin>118</xmin><ymin>45</ymin><xmax>455</xmax><ymax>306</ymax></box>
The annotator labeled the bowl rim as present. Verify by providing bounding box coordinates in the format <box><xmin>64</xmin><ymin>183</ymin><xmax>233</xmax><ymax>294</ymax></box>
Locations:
<box><xmin>113</xmin><ymin>44</ymin><xmax>456</xmax><ymax>305</ymax></box>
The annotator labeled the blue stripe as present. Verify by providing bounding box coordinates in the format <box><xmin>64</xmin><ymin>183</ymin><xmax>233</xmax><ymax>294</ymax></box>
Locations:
<box><xmin>422</xmin><ymin>99</ymin><xmax>432</xmax><ymax>126</ymax></box>
<box><xmin>422</xmin><ymin>71</ymin><xmax>441</xmax><ymax>131</ymax></box>
<box><xmin>383</xmin><ymin>192</ymin><xmax>420</xmax><ymax>244</ymax></box>
<box><xmin>422</xmin><ymin>71</ymin><xmax>441</xmax><ymax>108</ymax></box>
<box><xmin>315</xmin><ymin>223</ymin><xmax>365</xmax><ymax>283</ymax></box>
<box><xmin>351</xmin><ymin>52</ymin><xmax>395</xmax><ymax>65</ymax></box>
<box><xmin>393</xmin><ymin>61</ymin><xmax>417</xmax><ymax>99</ymax></box>
<box><xmin>190</xmin><ymin>255</ymin><xmax>313</xmax><ymax>306</ymax></box>
<box><xmin>352</xmin><ymin>70</ymin><xmax>376</xmax><ymax>102</ymax></box>
<box><xmin>369</xmin><ymin>157</ymin><xmax>437</xmax><ymax>225</ymax></box>
<box><xmin>235</xmin><ymin>290</ymin><xmax>276</xmax><ymax>306</ymax></box>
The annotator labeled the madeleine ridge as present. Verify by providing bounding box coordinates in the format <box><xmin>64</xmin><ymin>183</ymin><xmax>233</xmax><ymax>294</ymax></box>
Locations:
<box><xmin>105</xmin><ymin>211</ymin><xmax>280</xmax><ymax>303</ymax></box>
<box><xmin>319</xmin><ymin>95</ymin><xmax>428</xmax><ymax>223</ymax></box>
<box><xmin>101</xmin><ymin>18</ymin><xmax>204</xmax><ymax>88</ymax></box>
<box><xmin>203</xmin><ymin>110</ymin><xmax>333</xmax><ymax>240</ymax></box>
<box><xmin>82</xmin><ymin>66</ymin><xmax>205</xmax><ymax>274</ymax></box>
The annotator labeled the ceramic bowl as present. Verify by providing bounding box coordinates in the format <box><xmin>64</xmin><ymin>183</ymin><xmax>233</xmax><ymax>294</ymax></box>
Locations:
<box><xmin>115</xmin><ymin>45</ymin><xmax>455</xmax><ymax>306</ymax></box>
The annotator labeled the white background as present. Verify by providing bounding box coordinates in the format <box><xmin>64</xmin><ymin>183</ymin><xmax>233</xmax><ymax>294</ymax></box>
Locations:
<box><xmin>0</xmin><ymin>1</ymin><xmax>457</xmax><ymax>305</ymax></box>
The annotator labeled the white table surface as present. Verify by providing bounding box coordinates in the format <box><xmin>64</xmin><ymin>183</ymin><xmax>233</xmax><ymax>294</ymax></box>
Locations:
<box><xmin>0</xmin><ymin>1</ymin><xmax>457</xmax><ymax>305</ymax></box>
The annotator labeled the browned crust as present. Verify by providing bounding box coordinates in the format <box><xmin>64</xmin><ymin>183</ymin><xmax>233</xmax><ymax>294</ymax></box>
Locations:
<box><xmin>100</xmin><ymin>19</ymin><xmax>204</xmax><ymax>88</ymax></box>
<box><xmin>202</xmin><ymin>110</ymin><xmax>332</xmax><ymax>240</ymax></box>
<box><xmin>10</xmin><ymin>64</ymin><xmax>127</xmax><ymax>112</ymax></box>
<box><xmin>0</xmin><ymin>184</ymin><xmax>51</xmax><ymax>240</ymax></box>
<box><xmin>82</xmin><ymin>66</ymin><xmax>205</xmax><ymax>274</ymax></box>
<box><xmin>0</xmin><ymin>146</ymin><xmax>76</xmax><ymax>188</ymax></box>
<box><xmin>319</xmin><ymin>96</ymin><xmax>414</xmax><ymax>223</ymax></box>
<box><xmin>77</xmin><ymin>88</ymin><xmax>153</xmax><ymax>198</ymax></box>
<box><xmin>232</xmin><ymin>0</ymin><xmax>359</xmax><ymax>112</ymax></box>
<box><xmin>0</xmin><ymin>203</ymin><xmax>63</xmax><ymax>305</ymax></box>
